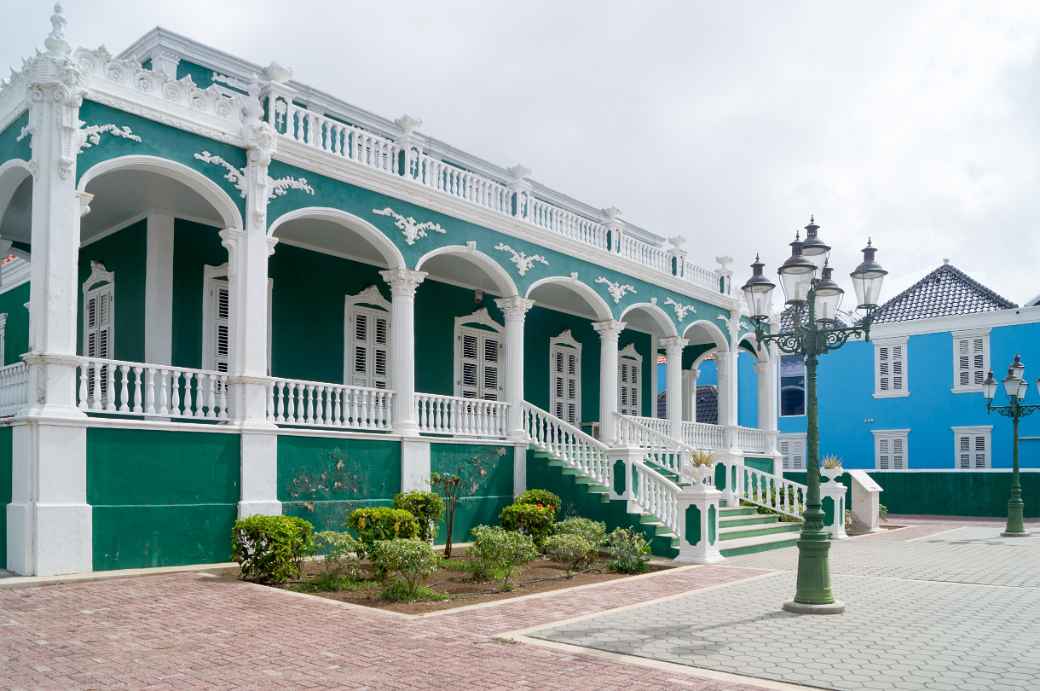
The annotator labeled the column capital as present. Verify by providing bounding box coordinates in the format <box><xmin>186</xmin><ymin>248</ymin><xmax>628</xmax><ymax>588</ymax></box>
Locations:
<box><xmin>495</xmin><ymin>295</ymin><xmax>535</xmax><ymax>320</ymax></box>
<box><xmin>380</xmin><ymin>268</ymin><xmax>427</xmax><ymax>296</ymax></box>
<box><xmin>76</xmin><ymin>191</ymin><xmax>93</xmax><ymax>217</ymax></box>
<box><xmin>660</xmin><ymin>336</ymin><xmax>688</xmax><ymax>353</ymax></box>
<box><xmin>592</xmin><ymin>319</ymin><xmax>626</xmax><ymax>338</ymax></box>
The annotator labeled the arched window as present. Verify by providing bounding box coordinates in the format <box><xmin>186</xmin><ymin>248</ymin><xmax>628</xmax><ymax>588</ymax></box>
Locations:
<box><xmin>344</xmin><ymin>286</ymin><xmax>391</xmax><ymax>388</ymax></box>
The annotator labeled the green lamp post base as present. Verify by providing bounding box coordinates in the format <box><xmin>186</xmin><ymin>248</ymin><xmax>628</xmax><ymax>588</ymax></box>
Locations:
<box><xmin>783</xmin><ymin>600</ymin><xmax>846</xmax><ymax>615</ymax></box>
<box><xmin>781</xmin><ymin>530</ymin><xmax>846</xmax><ymax>615</ymax></box>
<box><xmin>1003</xmin><ymin>499</ymin><xmax>1029</xmax><ymax>537</ymax></box>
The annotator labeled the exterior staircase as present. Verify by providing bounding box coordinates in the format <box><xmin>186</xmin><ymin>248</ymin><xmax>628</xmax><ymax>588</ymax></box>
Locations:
<box><xmin>718</xmin><ymin>506</ymin><xmax>801</xmax><ymax>557</ymax></box>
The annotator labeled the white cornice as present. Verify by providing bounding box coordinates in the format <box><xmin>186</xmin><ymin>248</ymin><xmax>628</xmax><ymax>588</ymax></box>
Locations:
<box><xmin>871</xmin><ymin>306</ymin><xmax>1040</xmax><ymax>339</ymax></box>
<box><xmin>0</xmin><ymin>257</ymin><xmax>29</xmax><ymax>293</ymax></box>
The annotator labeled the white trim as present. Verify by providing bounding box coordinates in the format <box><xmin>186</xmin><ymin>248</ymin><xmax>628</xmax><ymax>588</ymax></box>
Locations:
<box><xmin>951</xmin><ymin>329</ymin><xmax>990</xmax><ymax>394</ymax></box>
<box><xmin>525</xmin><ymin>275</ymin><xmax>614</xmax><ymax>322</ymax></box>
<box><xmin>0</xmin><ymin>258</ymin><xmax>30</xmax><ymax>293</ymax></box>
<box><xmin>873</xmin><ymin>336</ymin><xmax>909</xmax><ymax>398</ymax></box>
<box><xmin>872</xmin><ymin>428</ymin><xmax>909</xmax><ymax>470</ymax></box>
<box><xmin>871</xmin><ymin>305</ymin><xmax>1040</xmax><ymax>339</ymax></box>
<box><xmin>268</xmin><ymin>206</ymin><xmax>407</xmax><ymax>271</ymax></box>
<box><xmin>453</xmin><ymin>308</ymin><xmax>505</xmax><ymax>400</ymax></box>
<box><xmin>952</xmin><ymin>425</ymin><xmax>993</xmax><ymax>470</ymax></box>
<box><xmin>778</xmin><ymin>432</ymin><xmax>807</xmax><ymax>471</ymax></box>
<box><xmin>415</xmin><ymin>244</ymin><xmax>519</xmax><ymax>298</ymax></box>
<box><xmin>145</xmin><ymin>213</ymin><xmax>174</xmax><ymax>365</ymax></box>
<box><xmin>549</xmin><ymin>329</ymin><xmax>583</xmax><ymax>424</ymax></box>
<box><xmin>617</xmin><ymin>342</ymin><xmax>642</xmax><ymax>417</ymax></box>
<box><xmin>344</xmin><ymin>286</ymin><xmax>392</xmax><ymax>389</ymax></box>
<box><xmin>82</xmin><ymin>261</ymin><xmax>115</xmax><ymax>361</ymax></box>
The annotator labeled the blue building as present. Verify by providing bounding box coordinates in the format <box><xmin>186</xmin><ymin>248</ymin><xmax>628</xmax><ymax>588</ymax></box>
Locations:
<box><xmin>777</xmin><ymin>260</ymin><xmax>1040</xmax><ymax>473</ymax></box>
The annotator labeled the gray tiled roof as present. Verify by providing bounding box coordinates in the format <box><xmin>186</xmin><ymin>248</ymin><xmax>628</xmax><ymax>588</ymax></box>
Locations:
<box><xmin>870</xmin><ymin>262</ymin><xmax>1016</xmax><ymax>324</ymax></box>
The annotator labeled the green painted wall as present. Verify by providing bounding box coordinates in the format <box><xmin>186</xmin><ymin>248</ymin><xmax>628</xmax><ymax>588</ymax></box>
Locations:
<box><xmin>171</xmin><ymin>219</ymin><xmax>225</xmax><ymax>369</ymax></box>
<box><xmin>784</xmin><ymin>470</ymin><xmax>1040</xmax><ymax>518</ymax></box>
<box><xmin>278</xmin><ymin>435</ymin><xmax>401</xmax><ymax>531</ymax></box>
<box><xmin>0</xmin><ymin>425</ymin><xmax>11</xmax><ymax>568</ymax></box>
<box><xmin>745</xmin><ymin>457</ymin><xmax>774</xmax><ymax>474</ymax></box>
<box><xmin>0</xmin><ymin>111</ymin><xmax>31</xmax><ymax>163</ymax></box>
<box><xmin>0</xmin><ymin>281</ymin><xmax>29</xmax><ymax>366</ymax></box>
<box><xmin>430</xmin><ymin>443</ymin><xmax>513</xmax><ymax>542</ymax></box>
<box><xmin>87</xmin><ymin>427</ymin><xmax>241</xmax><ymax>570</ymax></box>
<box><xmin>78</xmin><ymin>220</ymin><xmax>147</xmax><ymax>362</ymax></box>
<box><xmin>522</xmin><ymin>305</ymin><xmax>596</xmax><ymax>416</ymax></box>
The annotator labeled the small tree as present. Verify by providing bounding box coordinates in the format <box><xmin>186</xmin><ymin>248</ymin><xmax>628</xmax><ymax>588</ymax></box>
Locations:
<box><xmin>431</xmin><ymin>472</ymin><xmax>463</xmax><ymax>558</ymax></box>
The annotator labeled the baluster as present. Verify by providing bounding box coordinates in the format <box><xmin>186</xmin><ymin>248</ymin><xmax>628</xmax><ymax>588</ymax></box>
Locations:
<box><xmin>268</xmin><ymin>380</ymin><xmax>277</xmax><ymax>423</ymax></box>
<box><xmin>330</xmin><ymin>386</ymin><xmax>339</xmax><ymax>426</ymax></box>
<box><xmin>156</xmin><ymin>369</ymin><xmax>169</xmax><ymax>416</ymax></box>
<box><xmin>116</xmin><ymin>365</ymin><xmax>129</xmax><ymax>412</ymax></box>
<box><xmin>183</xmin><ymin>372</ymin><xmax>196</xmax><ymax>417</ymax></box>
<box><xmin>170</xmin><ymin>370</ymin><xmax>181</xmax><ymax>416</ymax></box>
<box><xmin>347</xmin><ymin>387</ymin><xmax>358</xmax><ymax>428</ymax></box>
<box><xmin>285</xmin><ymin>382</ymin><xmax>296</xmax><ymax>423</ymax></box>
<box><xmin>144</xmin><ymin>367</ymin><xmax>156</xmax><ymax>415</ymax></box>
<box><xmin>77</xmin><ymin>363</ymin><xmax>88</xmax><ymax>409</ymax></box>
<box><xmin>132</xmin><ymin>366</ymin><xmax>143</xmax><ymax>414</ymax></box>
<box><xmin>218</xmin><ymin>376</ymin><xmax>229</xmax><ymax>418</ymax></box>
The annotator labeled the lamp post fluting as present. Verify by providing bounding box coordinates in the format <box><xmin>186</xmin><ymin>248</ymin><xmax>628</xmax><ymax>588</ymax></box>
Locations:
<box><xmin>982</xmin><ymin>355</ymin><xmax>1038</xmax><ymax>537</ymax></box>
<box><xmin>741</xmin><ymin>217</ymin><xmax>887</xmax><ymax>615</ymax></box>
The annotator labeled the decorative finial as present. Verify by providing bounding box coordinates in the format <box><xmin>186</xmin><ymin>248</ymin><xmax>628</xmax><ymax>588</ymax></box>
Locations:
<box><xmin>794</xmin><ymin>230</ymin><xmax>801</xmax><ymax>241</ymax></box>
<box><xmin>45</xmin><ymin>3</ymin><xmax>70</xmax><ymax>57</ymax></box>
<box><xmin>943</xmin><ymin>257</ymin><xmax>950</xmax><ymax>265</ymax></box>
<box><xmin>755</xmin><ymin>253</ymin><xmax>760</xmax><ymax>262</ymax></box>
<box><xmin>810</xmin><ymin>214</ymin><xmax>815</xmax><ymax>223</ymax></box>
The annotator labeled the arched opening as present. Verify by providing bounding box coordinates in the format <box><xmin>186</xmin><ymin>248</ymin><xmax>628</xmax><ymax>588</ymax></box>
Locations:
<box><xmin>619</xmin><ymin>302</ymin><xmax>678</xmax><ymax>421</ymax></box>
<box><xmin>682</xmin><ymin>320</ymin><xmax>730</xmax><ymax>425</ymax></box>
<box><xmin>0</xmin><ymin>160</ymin><xmax>34</xmax><ymax>369</ymax></box>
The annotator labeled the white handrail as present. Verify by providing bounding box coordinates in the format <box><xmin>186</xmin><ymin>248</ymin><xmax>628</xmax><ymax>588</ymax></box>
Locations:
<box><xmin>75</xmin><ymin>357</ymin><xmax>229</xmax><ymax>420</ymax></box>
<box><xmin>521</xmin><ymin>402</ymin><xmax>612</xmax><ymax>488</ymax></box>
<box><xmin>736</xmin><ymin>426</ymin><xmax>770</xmax><ymax>454</ymax></box>
<box><xmin>741</xmin><ymin>465</ymin><xmax>807</xmax><ymax>520</ymax></box>
<box><xmin>681</xmin><ymin>421</ymin><xmax>728</xmax><ymax>451</ymax></box>
<box><xmin>415</xmin><ymin>392</ymin><xmax>509</xmax><ymax>438</ymax></box>
<box><xmin>268</xmin><ymin>377</ymin><xmax>394</xmax><ymax>431</ymax></box>
<box><xmin>614</xmin><ymin>413</ymin><xmax>692</xmax><ymax>481</ymax></box>
<box><xmin>631</xmin><ymin>462</ymin><xmax>684</xmax><ymax>534</ymax></box>
<box><xmin>0</xmin><ymin>362</ymin><xmax>28</xmax><ymax>417</ymax></box>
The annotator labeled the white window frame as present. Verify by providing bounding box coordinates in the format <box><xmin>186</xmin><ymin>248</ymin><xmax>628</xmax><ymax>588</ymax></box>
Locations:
<box><xmin>952</xmin><ymin>425</ymin><xmax>992</xmax><ymax>470</ymax></box>
<box><xmin>618</xmin><ymin>342</ymin><xmax>642</xmax><ymax>417</ymax></box>
<box><xmin>778</xmin><ymin>353</ymin><xmax>806</xmax><ymax>417</ymax></box>
<box><xmin>778</xmin><ymin>432</ymin><xmax>807</xmax><ymax>470</ymax></box>
<box><xmin>453</xmin><ymin>308</ymin><xmax>504</xmax><ymax>400</ymax></box>
<box><xmin>82</xmin><ymin>260</ymin><xmax>115</xmax><ymax>361</ymax></box>
<box><xmin>872</xmin><ymin>429</ymin><xmax>909</xmax><ymax>470</ymax></box>
<box><xmin>874</xmin><ymin>336</ymin><xmax>909</xmax><ymax>398</ymax></box>
<box><xmin>202</xmin><ymin>264</ymin><xmax>272</xmax><ymax>374</ymax></box>
<box><xmin>951</xmin><ymin>328</ymin><xmax>989</xmax><ymax>393</ymax></box>
<box><xmin>344</xmin><ymin>286</ymin><xmax>392</xmax><ymax>389</ymax></box>
<box><xmin>549</xmin><ymin>329</ymin><xmax>582</xmax><ymax>424</ymax></box>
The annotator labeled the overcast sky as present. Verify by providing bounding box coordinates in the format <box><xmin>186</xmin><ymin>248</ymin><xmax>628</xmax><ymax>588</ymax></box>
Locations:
<box><xmin>5</xmin><ymin>1</ymin><xmax>1040</xmax><ymax>307</ymax></box>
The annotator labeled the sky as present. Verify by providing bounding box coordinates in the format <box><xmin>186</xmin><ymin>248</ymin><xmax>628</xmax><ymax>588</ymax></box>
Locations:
<box><xmin>4</xmin><ymin>0</ymin><xmax>1040</xmax><ymax>309</ymax></box>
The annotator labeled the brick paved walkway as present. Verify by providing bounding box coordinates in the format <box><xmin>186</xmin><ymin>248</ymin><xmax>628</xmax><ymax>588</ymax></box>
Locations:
<box><xmin>530</xmin><ymin>524</ymin><xmax>1040</xmax><ymax>691</ymax></box>
<box><xmin>0</xmin><ymin>560</ymin><xmax>769</xmax><ymax>690</ymax></box>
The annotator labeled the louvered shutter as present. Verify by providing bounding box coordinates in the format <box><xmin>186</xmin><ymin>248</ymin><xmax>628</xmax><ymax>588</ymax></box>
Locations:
<box><xmin>957</xmin><ymin>432</ymin><xmax>989</xmax><ymax>469</ymax></box>
<box><xmin>891</xmin><ymin>344</ymin><xmax>904</xmax><ymax>391</ymax></box>
<box><xmin>876</xmin><ymin>432</ymin><xmax>907</xmax><ymax>470</ymax></box>
<box><xmin>617</xmin><ymin>349</ymin><xmax>642</xmax><ymax>417</ymax></box>
<box><xmin>780</xmin><ymin>435</ymin><xmax>805</xmax><ymax>470</ymax></box>
<box><xmin>878</xmin><ymin>346</ymin><xmax>890</xmax><ymax>392</ymax></box>
<box><xmin>349</xmin><ymin>307</ymin><xmax>391</xmax><ymax>388</ymax></box>
<box><xmin>956</xmin><ymin>336</ymin><xmax>986</xmax><ymax>388</ymax></box>
<box><xmin>214</xmin><ymin>283</ymin><xmax>230</xmax><ymax>373</ymax></box>
<box><xmin>457</xmin><ymin>328</ymin><xmax>502</xmax><ymax>401</ymax></box>
<box><xmin>84</xmin><ymin>283</ymin><xmax>114</xmax><ymax>400</ymax></box>
<box><xmin>549</xmin><ymin>336</ymin><xmax>581</xmax><ymax>425</ymax></box>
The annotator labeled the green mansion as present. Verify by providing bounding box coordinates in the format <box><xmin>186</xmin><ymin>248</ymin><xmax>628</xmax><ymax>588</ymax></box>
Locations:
<box><xmin>0</xmin><ymin>6</ymin><xmax>801</xmax><ymax>576</ymax></box>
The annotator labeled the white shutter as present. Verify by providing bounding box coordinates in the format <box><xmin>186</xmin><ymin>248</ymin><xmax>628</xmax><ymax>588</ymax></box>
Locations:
<box><xmin>84</xmin><ymin>283</ymin><xmax>115</xmax><ymax>401</ymax></box>
<box><xmin>875</xmin><ymin>431</ymin><xmax>908</xmax><ymax>470</ymax></box>
<box><xmin>550</xmin><ymin>331</ymin><xmax>581</xmax><ymax>425</ymax></box>
<box><xmin>875</xmin><ymin>340</ymin><xmax>907</xmax><ymax>395</ymax></box>
<box><xmin>349</xmin><ymin>306</ymin><xmax>391</xmax><ymax>388</ymax></box>
<box><xmin>458</xmin><ymin>327</ymin><xmax>502</xmax><ymax>401</ymax></box>
<box><xmin>213</xmin><ymin>282</ymin><xmax>230</xmax><ymax>373</ymax></box>
<box><xmin>878</xmin><ymin>345</ymin><xmax>890</xmax><ymax>392</ymax></box>
<box><xmin>891</xmin><ymin>344</ymin><xmax>904</xmax><ymax>391</ymax></box>
<box><xmin>779</xmin><ymin>434</ymin><xmax>806</xmax><ymax>470</ymax></box>
<box><xmin>954</xmin><ymin>333</ymin><xmax>988</xmax><ymax>390</ymax></box>
<box><xmin>956</xmin><ymin>430</ymin><xmax>990</xmax><ymax>469</ymax></box>
<box><xmin>617</xmin><ymin>345</ymin><xmax>642</xmax><ymax>417</ymax></box>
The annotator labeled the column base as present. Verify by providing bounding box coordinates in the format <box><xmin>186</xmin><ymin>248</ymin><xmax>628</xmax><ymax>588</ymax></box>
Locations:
<box><xmin>782</xmin><ymin>600</ymin><xmax>846</xmax><ymax>615</ymax></box>
<box><xmin>238</xmin><ymin>500</ymin><xmax>282</xmax><ymax>518</ymax></box>
<box><xmin>675</xmin><ymin>546</ymin><xmax>724</xmax><ymax>564</ymax></box>
<box><xmin>239</xmin><ymin>430</ymin><xmax>280</xmax><ymax>519</ymax></box>
<box><xmin>401</xmin><ymin>438</ymin><xmax>431</xmax><ymax>491</ymax></box>
<box><xmin>7</xmin><ymin>501</ymin><xmax>92</xmax><ymax>576</ymax></box>
<box><xmin>394</xmin><ymin>422</ymin><xmax>420</xmax><ymax>437</ymax></box>
<box><xmin>1001</xmin><ymin>531</ymin><xmax>1031</xmax><ymax>538</ymax></box>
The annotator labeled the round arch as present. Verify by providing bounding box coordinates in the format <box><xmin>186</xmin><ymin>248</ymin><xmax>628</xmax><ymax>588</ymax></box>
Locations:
<box><xmin>525</xmin><ymin>275</ymin><xmax>613</xmax><ymax>322</ymax></box>
<box><xmin>0</xmin><ymin>159</ymin><xmax>32</xmax><ymax>218</ymax></box>
<box><xmin>269</xmin><ymin>206</ymin><xmax>406</xmax><ymax>271</ymax></box>
<box><xmin>619</xmin><ymin>301</ymin><xmax>678</xmax><ymax>337</ymax></box>
<box><xmin>737</xmin><ymin>331</ymin><xmax>768</xmax><ymax>362</ymax></box>
<box><xmin>682</xmin><ymin>318</ymin><xmax>728</xmax><ymax>350</ymax></box>
<box><xmin>78</xmin><ymin>155</ymin><xmax>243</xmax><ymax>230</ymax></box>
<box><xmin>416</xmin><ymin>244</ymin><xmax>518</xmax><ymax>297</ymax></box>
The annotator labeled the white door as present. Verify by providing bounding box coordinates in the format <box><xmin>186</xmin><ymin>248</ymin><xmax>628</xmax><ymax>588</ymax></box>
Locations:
<box><xmin>550</xmin><ymin>331</ymin><xmax>581</xmax><ymax>425</ymax></box>
<box><xmin>457</xmin><ymin>327</ymin><xmax>502</xmax><ymax>400</ymax></box>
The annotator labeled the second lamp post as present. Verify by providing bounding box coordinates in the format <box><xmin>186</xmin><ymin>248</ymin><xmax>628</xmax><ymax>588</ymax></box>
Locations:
<box><xmin>741</xmin><ymin>217</ymin><xmax>887</xmax><ymax>614</ymax></box>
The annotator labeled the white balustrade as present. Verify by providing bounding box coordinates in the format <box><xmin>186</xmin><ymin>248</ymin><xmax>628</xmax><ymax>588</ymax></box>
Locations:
<box><xmin>75</xmin><ymin>357</ymin><xmax>229</xmax><ymax>420</ymax></box>
<box><xmin>736</xmin><ymin>425</ymin><xmax>770</xmax><ymax>454</ymax></box>
<box><xmin>615</xmin><ymin>413</ymin><xmax>691</xmax><ymax>480</ymax></box>
<box><xmin>527</xmin><ymin>198</ymin><xmax>611</xmax><ymax>249</ymax></box>
<box><xmin>741</xmin><ymin>465</ymin><xmax>807</xmax><ymax>520</ymax></box>
<box><xmin>631</xmin><ymin>462</ymin><xmax>682</xmax><ymax>534</ymax></box>
<box><xmin>0</xmin><ymin>362</ymin><xmax>28</xmax><ymax>417</ymax></box>
<box><xmin>415</xmin><ymin>393</ymin><xmax>509</xmax><ymax>438</ymax></box>
<box><xmin>268</xmin><ymin>378</ymin><xmax>394</xmax><ymax>431</ymax></box>
<box><xmin>620</xmin><ymin>234</ymin><xmax>670</xmax><ymax>274</ymax></box>
<box><xmin>521</xmin><ymin>402</ymin><xmax>612</xmax><ymax>488</ymax></box>
<box><xmin>681</xmin><ymin>421</ymin><xmax>728</xmax><ymax>451</ymax></box>
<box><xmin>416</xmin><ymin>155</ymin><xmax>513</xmax><ymax>215</ymax></box>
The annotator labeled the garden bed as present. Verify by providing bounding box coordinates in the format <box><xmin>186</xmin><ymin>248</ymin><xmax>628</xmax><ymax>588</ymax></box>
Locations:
<box><xmin>221</xmin><ymin>549</ymin><xmax>674</xmax><ymax>614</ymax></box>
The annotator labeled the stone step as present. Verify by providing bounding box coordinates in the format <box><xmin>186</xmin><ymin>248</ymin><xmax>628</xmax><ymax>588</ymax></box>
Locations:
<box><xmin>719</xmin><ymin>514</ymin><xmax>780</xmax><ymax>528</ymax></box>
<box><xmin>719</xmin><ymin>522</ymin><xmax>801</xmax><ymax>541</ymax></box>
<box><xmin>718</xmin><ymin>506</ymin><xmax>758</xmax><ymax>517</ymax></box>
<box><xmin>719</xmin><ymin>531</ymin><xmax>801</xmax><ymax>557</ymax></box>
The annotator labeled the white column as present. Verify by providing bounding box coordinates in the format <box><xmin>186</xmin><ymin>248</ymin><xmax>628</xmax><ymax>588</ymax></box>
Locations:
<box><xmin>661</xmin><ymin>336</ymin><xmax>687</xmax><ymax>442</ymax></box>
<box><xmin>380</xmin><ymin>268</ymin><xmax>427</xmax><ymax>436</ymax></box>
<box><xmin>593</xmin><ymin>319</ymin><xmax>625</xmax><ymax>444</ymax></box>
<box><xmin>714</xmin><ymin>348</ymin><xmax>742</xmax><ymax>505</ymax></box>
<box><xmin>756</xmin><ymin>353</ymin><xmax>782</xmax><ymax>473</ymax></box>
<box><xmin>649</xmin><ymin>334</ymin><xmax>659</xmax><ymax>416</ymax></box>
<box><xmin>144</xmin><ymin>213</ymin><xmax>174</xmax><ymax>365</ymax></box>
<box><xmin>8</xmin><ymin>11</ymin><xmax>92</xmax><ymax>575</ymax></box>
<box><xmin>690</xmin><ymin>368</ymin><xmax>700</xmax><ymax>422</ymax></box>
<box><xmin>681</xmin><ymin>370</ymin><xmax>693</xmax><ymax>421</ymax></box>
<box><xmin>495</xmin><ymin>295</ymin><xmax>534</xmax><ymax>439</ymax></box>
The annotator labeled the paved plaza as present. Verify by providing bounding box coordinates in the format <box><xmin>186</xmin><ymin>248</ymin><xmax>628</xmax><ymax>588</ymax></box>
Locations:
<box><xmin>2</xmin><ymin>522</ymin><xmax>1038</xmax><ymax>689</ymax></box>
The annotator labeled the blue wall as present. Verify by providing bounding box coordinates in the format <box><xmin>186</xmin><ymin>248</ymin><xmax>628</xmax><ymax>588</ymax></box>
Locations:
<box><xmin>779</xmin><ymin>321</ymin><xmax>1040</xmax><ymax>469</ymax></box>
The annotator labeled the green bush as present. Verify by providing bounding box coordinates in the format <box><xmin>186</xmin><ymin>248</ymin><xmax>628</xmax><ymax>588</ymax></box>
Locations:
<box><xmin>500</xmin><ymin>502</ymin><xmax>556</xmax><ymax>547</ymax></box>
<box><xmin>393</xmin><ymin>490</ymin><xmax>445</xmax><ymax>543</ymax></box>
<box><xmin>369</xmin><ymin>538</ymin><xmax>441</xmax><ymax>601</ymax></box>
<box><xmin>606</xmin><ymin>527</ymin><xmax>651</xmax><ymax>574</ymax></box>
<box><xmin>543</xmin><ymin>533</ymin><xmax>596</xmax><ymax>577</ymax></box>
<box><xmin>313</xmin><ymin>531</ymin><xmax>363</xmax><ymax>578</ymax></box>
<box><xmin>470</xmin><ymin>525</ymin><xmax>538</xmax><ymax>590</ymax></box>
<box><xmin>231</xmin><ymin>515</ymin><xmax>315</xmax><ymax>584</ymax></box>
<box><xmin>515</xmin><ymin>489</ymin><xmax>561</xmax><ymax>517</ymax></box>
<box><xmin>555</xmin><ymin>517</ymin><xmax>606</xmax><ymax>547</ymax></box>
<box><xmin>347</xmin><ymin>507</ymin><xmax>420</xmax><ymax>555</ymax></box>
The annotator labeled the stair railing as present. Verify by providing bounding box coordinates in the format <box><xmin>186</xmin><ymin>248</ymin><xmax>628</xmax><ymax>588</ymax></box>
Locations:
<box><xmin>521</xmin><ymin>402</ymin><xmax>612</xmax><ymax>489</ymax></box>
<box><xmin>614</xmin><ymin>413</ymin><xmax>695</xmax><ymax>483</ymax></box>
<box><xmin>630</xmin><ymin>461</ymin><xmax>684</xmax><ymax>535</ymax></box>
<box><xmin>741</xmin><ymin>465</ymin><xmax>807</xmax><ymax>520</ymax></box>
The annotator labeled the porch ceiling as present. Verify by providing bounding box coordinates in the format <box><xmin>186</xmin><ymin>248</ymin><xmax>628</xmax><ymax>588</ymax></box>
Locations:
<box><xmin>274</xmin><ymin>217</ymin><xmax>390</xmax><ymax>268</ymax></box>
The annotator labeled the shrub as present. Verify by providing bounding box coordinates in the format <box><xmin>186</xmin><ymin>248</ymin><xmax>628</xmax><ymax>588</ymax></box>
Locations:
<box><xmin>555</xmin><ymin>517</ymin><xmax>606</xmax><ymax>547</ymax></box>
<box><xmin>515</xmin><ymin>489</ymin><xmax>561</xmax><ymax>517</ymax></box>
<box><xmin>231</xmin><ymin>515</ymin><xmax>315</xmax><ymax>584</ymax></box>
<box><xmin>470</xmin><ymin>525</ymin><xmax>538</xmax><ymax>590</ymax></box>
<box><xmin>879</xmin><ymin>503</ymin><xmax>889</xmax><ymax>521</ymax></box>
<box><xmin>543</xmin><ymin>533</ymin><xmax>595</xmax><ymax>577</ymax></box>
<box><xmin>369</xmin><ymin>538</ymin><xmax>441</xmax><ymax>601</ymax></box>
<box><xmin>606</xmin><ymin>528</ymin><xmax>651</xmax><ymax>574</ymax></box>
<box><xmin>393</xmin><ymin>490</ymin><xmax>445</xmax><ymax>543</ymax></box>
<box><xmin>500</xmin><ymin>502</ymin><xmax>556</xmax><ymax>547</ymax></box>
<box><xmin>347</xmin><ymin>507</ymin><xmax>420</xmax><ymax>555</ymax></box>
<box><xmin>313</xmin><ymin>531</ymin><xmax>363</xmax><ymax>578</ymax></box>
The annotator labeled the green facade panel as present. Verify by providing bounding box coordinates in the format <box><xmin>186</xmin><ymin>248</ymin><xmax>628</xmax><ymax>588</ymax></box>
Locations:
<box><xmin>86</xmin><ymin>427</ymin><xmax>241</xmax><ymax>570</ymax></box>
<box><xmin>745</xmin><ymin>457</ymin><xmax>774</xmax><ymax>474</ymax></box>
<box><xmin>78</xmin><ymin>219</ymin><xmax>147</xmax><ymax>362</ymax></box>
<box><xmin>0</xmin><ymin>425</ymin><xmax>11</xmax><ymax>568</ymax></box>
<box><xmin>430</xmin><ymin>443</ymin><xmax>513</xmax><ymax>542</ymax></box>
<box><xmin>0</xmin><ymin>281</ymin><xmax>29</xmax><ymax>366</ymax></box>
<box><xmin>277</xmin><ymin>435</ymin><xmax>401</xmax><ymax>531</ymax></box>
<box><xmin>171</xmin><ymin>219</ymin><xmax>226</xmax><ymax>369</ymax></box>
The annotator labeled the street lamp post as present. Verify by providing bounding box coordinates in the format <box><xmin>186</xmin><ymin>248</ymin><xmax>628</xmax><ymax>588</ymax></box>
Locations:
<box><xmin>982</xmin><ymin>355</ymin><xmax>1038</xmax><ymax>537</ymax></box>
<box><xmin>741</xmin><ymin>217</ymin><xmax>887</xmax><ymax>615</ymax></box>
